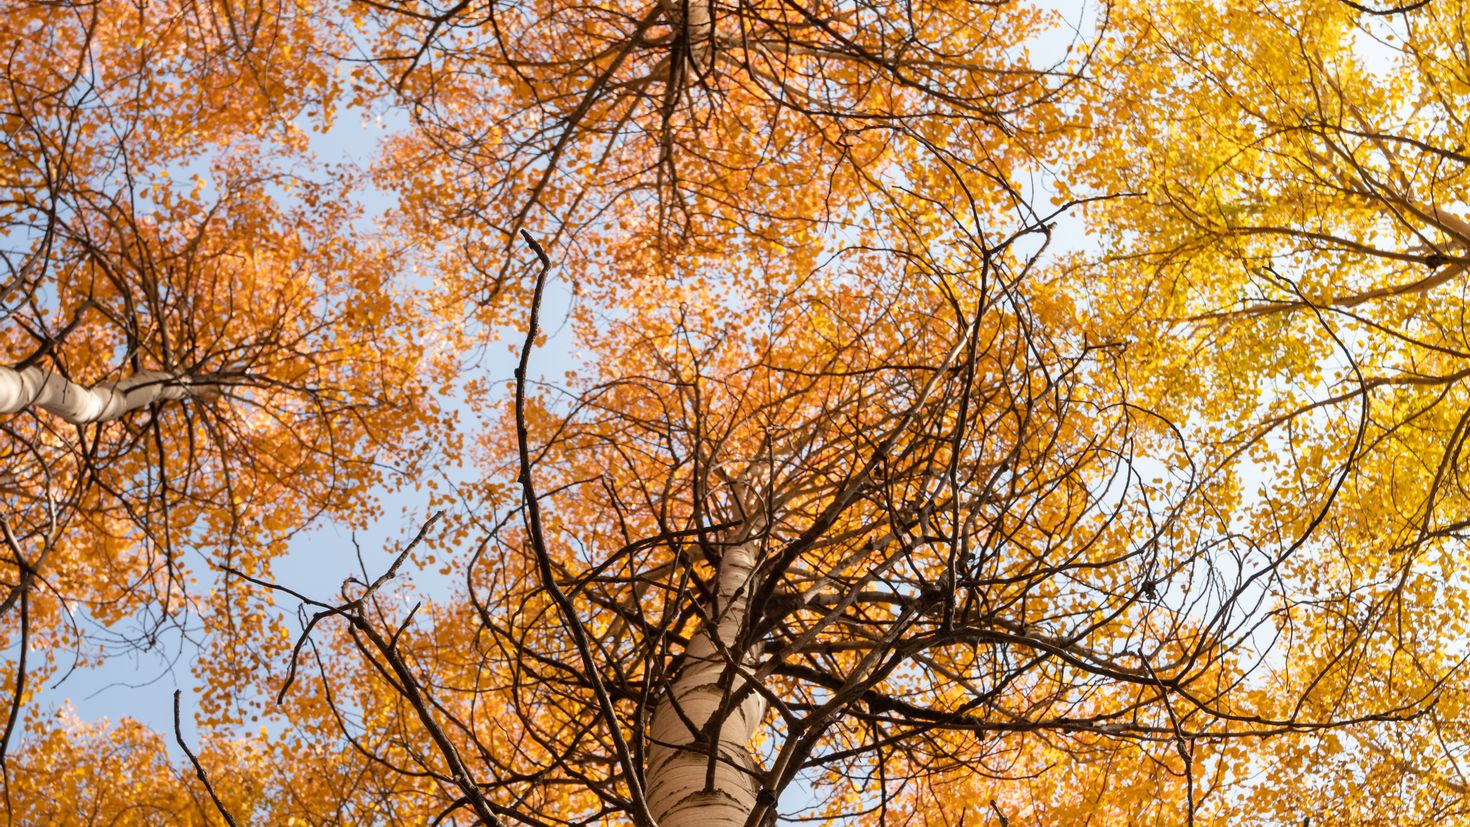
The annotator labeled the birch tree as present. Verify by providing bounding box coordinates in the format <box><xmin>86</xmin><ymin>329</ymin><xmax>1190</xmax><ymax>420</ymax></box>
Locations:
<box><xmin>0</xmin><ymin>0</ymin><xmax>448</xmax><ymax>777</ymax></box>
<box><xmin>250</xmin><ymin>209</ymin><xmax>1432</xmax><ymax>826</ymax></box>
<box><xmin>361</xmin><ymin>0</ymin><xmax>1087</xmax><ymax>318</ymax></box>
<box><xmin>7</xmin><ymin>0</ymin><xmax>1470</xmax><ymax>824</ymax></box>
<box><xmin>1070</xmin><ymin>0</ymin><xmax>1470</xmax><ymax>821</ymax></box>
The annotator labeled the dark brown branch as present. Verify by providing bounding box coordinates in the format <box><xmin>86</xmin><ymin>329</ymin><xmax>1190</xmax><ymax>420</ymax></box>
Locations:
<box><xmin>172</xmin><ymin>690</ymin><xmax>240</xmax><ymax>827</ymax></box>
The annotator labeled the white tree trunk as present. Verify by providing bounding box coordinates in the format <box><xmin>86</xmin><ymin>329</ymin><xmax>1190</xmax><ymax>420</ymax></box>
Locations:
<box><xmin>663</xmin><ymin>0</ymin><xmax>714</xmax><ymax>69</ymax></box>
<box><xmin>0</xmin><ymin>365</ymin><xmax>218</xmax><ymax>423</ymax></box>
<box><xmin>685</xmin><ymin>0</ymin><xmax>712</xmax><ymax>51</ymax></box>
<box><xmin>646</xmin><ymin>537</ymin><xmax>767</xmax><ymax>827</ymax></box>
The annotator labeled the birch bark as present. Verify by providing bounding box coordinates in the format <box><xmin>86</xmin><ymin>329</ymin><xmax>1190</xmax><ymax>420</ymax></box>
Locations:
<box><xmin>646</xmin><ymin>533</ymin><xmax>768</xmax><ymax>827</ymax></box>
<box><xmin>663</xmin><ymin>0</ymin><xmax>714</xmax><ymax>69</ymax></box>
<box><xmin>0</xmin><ymin>365</ymin><xmax>220</xmax><ymax>423</ymax></box>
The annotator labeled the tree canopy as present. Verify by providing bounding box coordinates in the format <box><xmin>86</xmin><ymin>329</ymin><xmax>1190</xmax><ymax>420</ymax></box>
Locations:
<box><xmin>2</xmin><ymin>0</ymin><xmax>1469</xmax><ymax>824</ymax></box>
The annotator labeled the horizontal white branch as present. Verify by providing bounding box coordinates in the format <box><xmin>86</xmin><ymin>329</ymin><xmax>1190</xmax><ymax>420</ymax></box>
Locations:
<box><xmin>0</xmin><ymin>365</ymin><xmax>218</xmax><ymax>423</ymax></box>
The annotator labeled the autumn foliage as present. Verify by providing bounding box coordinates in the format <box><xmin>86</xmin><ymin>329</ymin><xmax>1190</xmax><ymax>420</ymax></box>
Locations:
<box><xmin>2</xmin><ymin>0</ymin><xmax>1470</xmax><ymax>824</ymax></box>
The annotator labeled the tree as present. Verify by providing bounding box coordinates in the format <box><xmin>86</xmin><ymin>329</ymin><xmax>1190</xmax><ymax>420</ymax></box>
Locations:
<box><xmin>0</xmin><ymin>0</ymin><xmax>448</xmax><ymax>782</ymax></box>
<box><xmin>1070</xmin><ymin>0</ymin><xmax>1470</xmax><ymax>821</ymax></box>
<box><xmin>3</xmin><ymin>0</ymin><xmax>1466</xmax><ymax>824</ymax></box>
<box><xmin>362</xmin><ymin>0</ymin><xmax>1085</xmax><ymax>314</ymax></box>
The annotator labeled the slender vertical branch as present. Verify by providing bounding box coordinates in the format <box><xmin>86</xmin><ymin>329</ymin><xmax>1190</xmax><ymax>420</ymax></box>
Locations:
<box><xmin>172</xmin><ymin>690</ymin><xmax>240</xmax><ymax>827</ymax></box>
<box><xmin>513</xmin><ymin>229</ymin><xmax>655</xmax><ymax>825</ymax></box>
<box><xmin>0</xmin><ymin>582</ymin><xmax>28</xmax><ymax>817</ymax></box>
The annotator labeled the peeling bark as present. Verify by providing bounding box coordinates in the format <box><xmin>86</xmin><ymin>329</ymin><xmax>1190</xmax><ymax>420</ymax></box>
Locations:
<box><xmin>647</xmin><ymin>535</ymin><xmax>767</xmax><ymax>827</ymax></box>
<box><xmin>0</xmin><ymin>365</ymin><xmax>220</xmax><ymax>423</ymax></box>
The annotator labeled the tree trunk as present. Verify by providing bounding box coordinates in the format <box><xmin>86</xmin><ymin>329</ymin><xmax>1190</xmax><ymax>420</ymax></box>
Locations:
<box><xmin>646</xmin><ymin>535</ymin><xmax>767</xmax><ymax>827</ymax></box>
<box><xmin>0</xmin><ymin>365</ymin><xmax>220</xmax><ymax>423</ymax></box>
<box><xmin>663</xmin><ymin>0</ymin><xmax>715</xmax><ymax>71</ymax></box>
